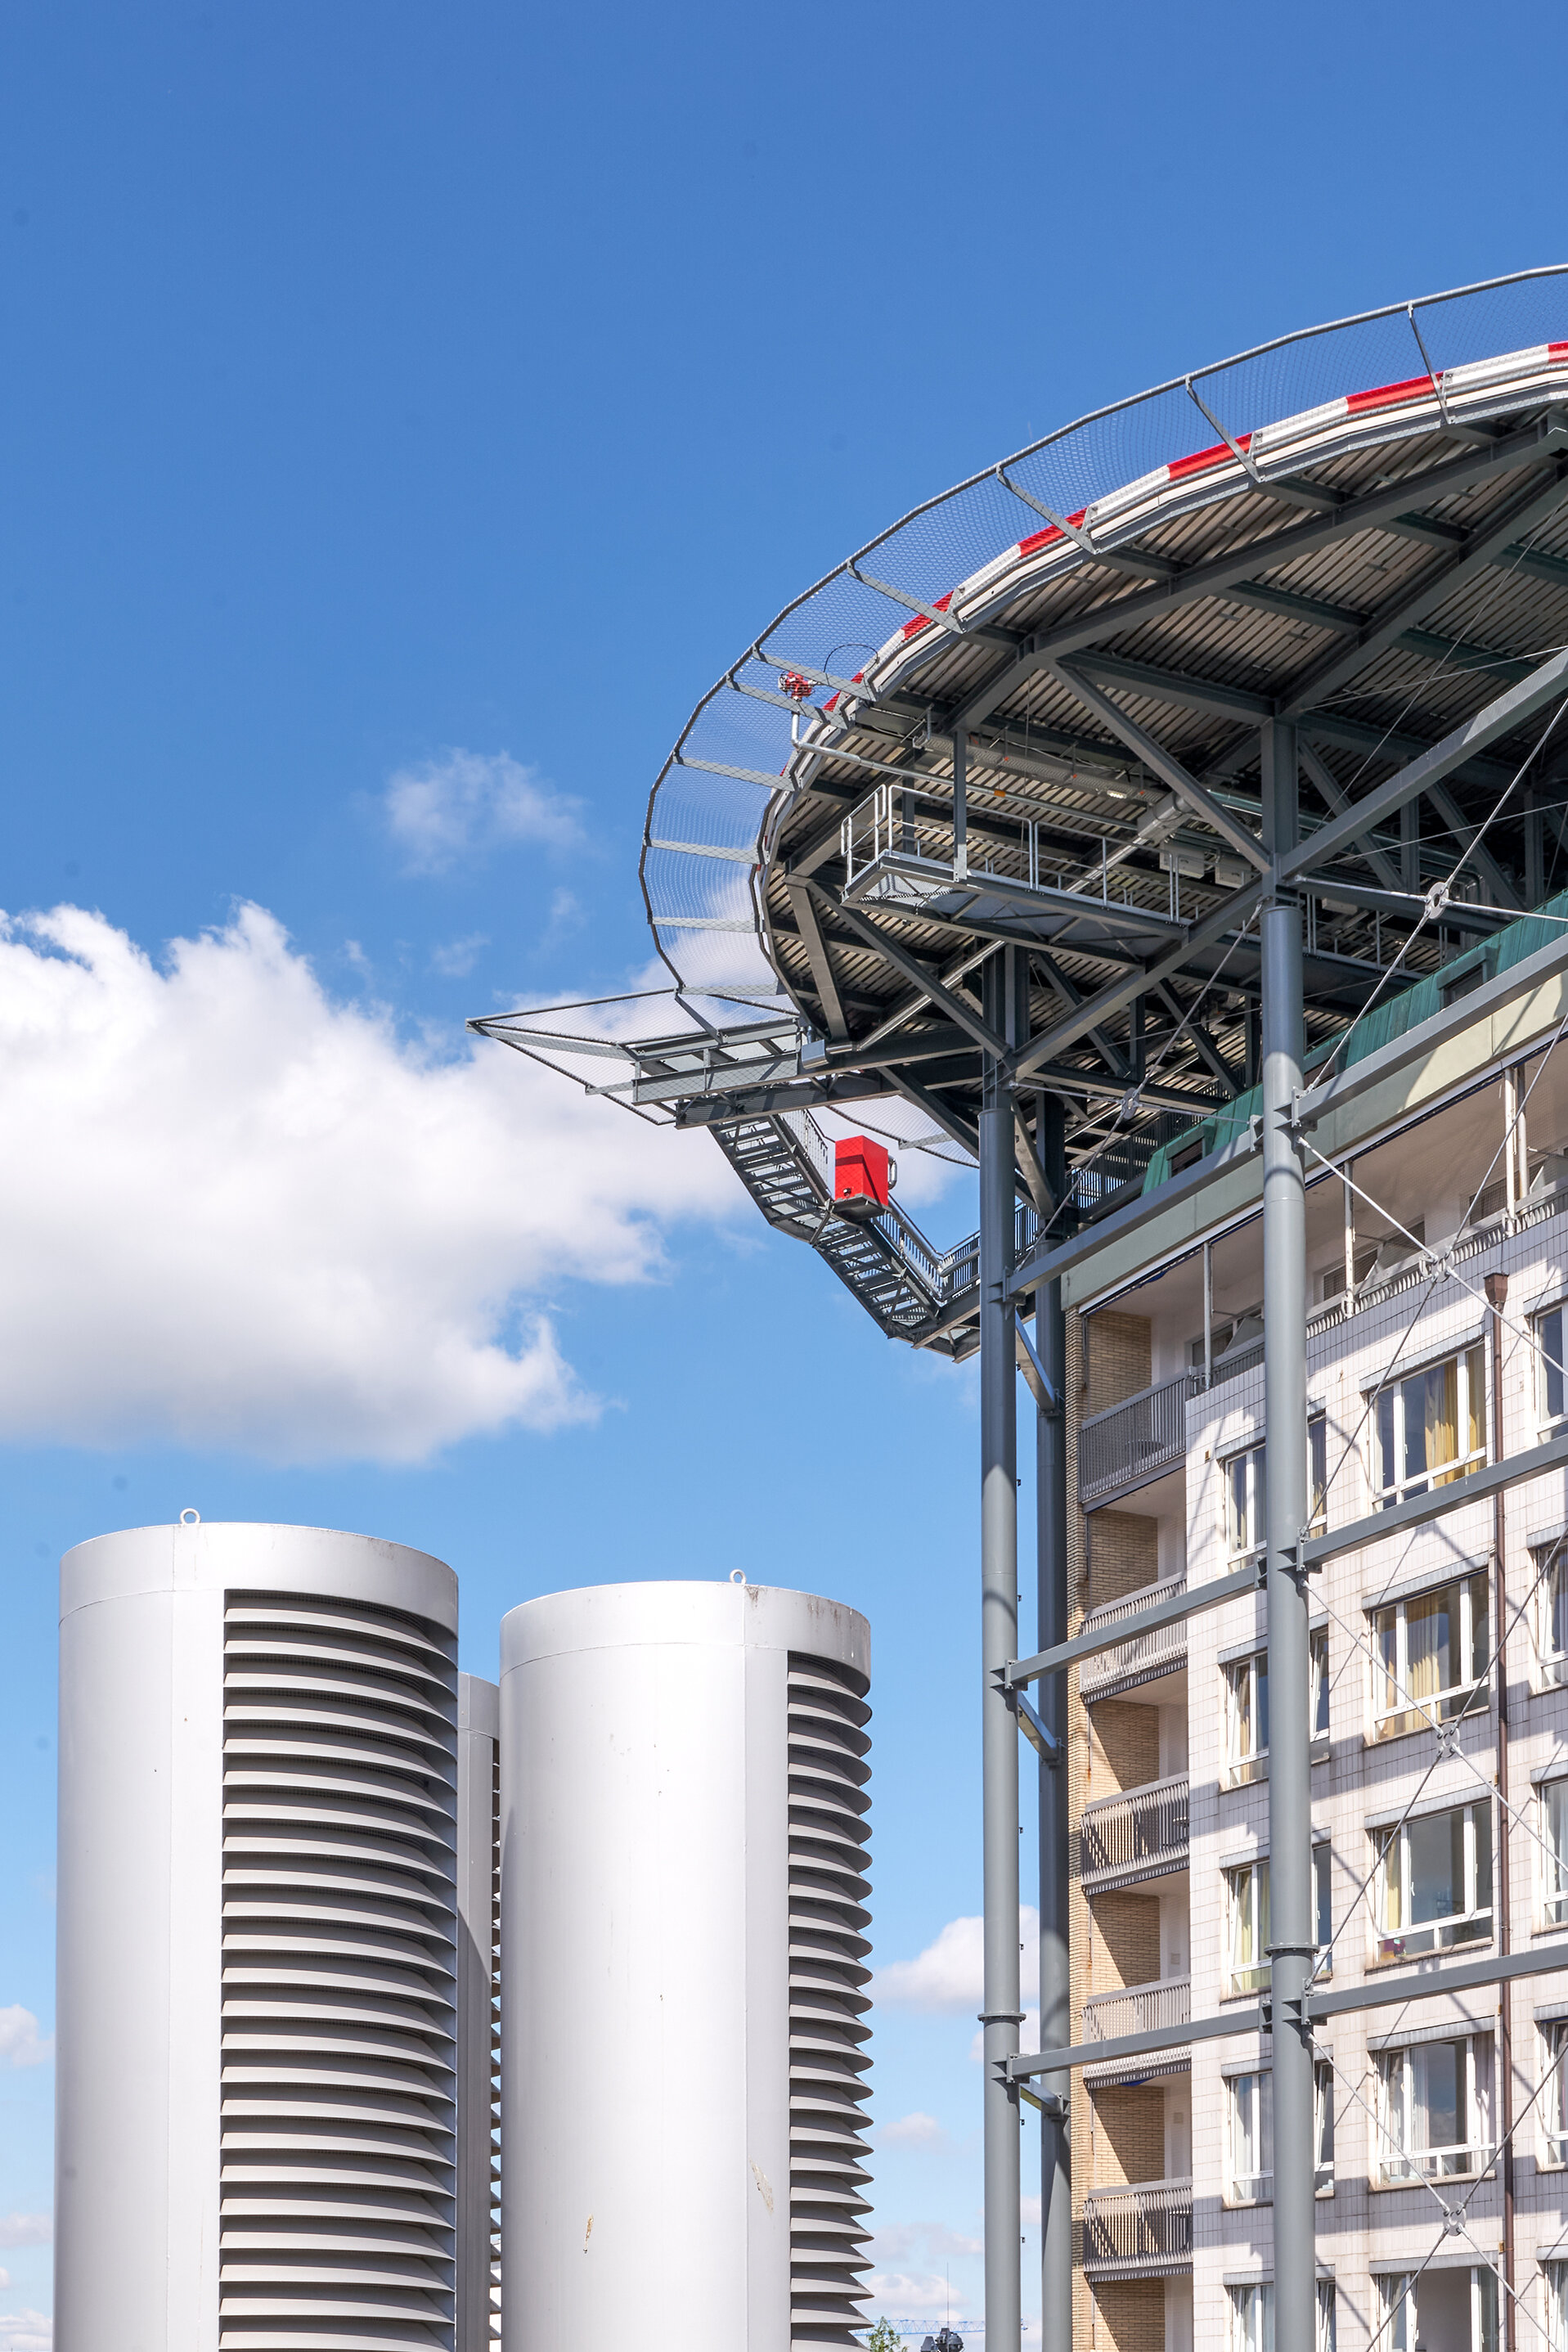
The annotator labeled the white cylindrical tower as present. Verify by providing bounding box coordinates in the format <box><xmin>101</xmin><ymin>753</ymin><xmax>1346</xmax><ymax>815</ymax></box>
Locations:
<box><xmin>56</xmin><ymin>1519</ymin><xmax>461</xmax><ymax>2352</ymax></box>
<box><xmin>455</xmin><ymin>1675</ymin><xmax>501</xmax><ymax>2352</ymax></box>
<box><xmin>498</xmin><ymin>1580</ymin><xmax>872</xmax><ymax>2352</ymax></box>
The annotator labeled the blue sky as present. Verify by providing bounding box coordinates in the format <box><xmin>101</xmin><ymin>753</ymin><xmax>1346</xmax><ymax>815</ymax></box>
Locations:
<box><xmin>2</xmin><ymin>2</ymin><xmax>1567</xmax><ymax>2341</ymax></box>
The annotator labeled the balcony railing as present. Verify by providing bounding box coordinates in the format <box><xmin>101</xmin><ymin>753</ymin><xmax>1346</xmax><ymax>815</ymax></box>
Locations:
<box><xmin>1078</xmin><ymin>1574</ymin><xmax>1188</xmax><ymax>1702</ymax></box>
<box><xmin>1082</xmin><ymin>2179</ymin><xmax>1193</xmax><ymax>2274</ymax></box>
<box><xmin>1081</xmin><ymin>1773</ymin><xmax>1189</xmax><ymax>1888</ymax></box>
<box><xmin>1083</xmin><ymin>1975</ymin><xmax>1191</xmax><ymax>2045</ymax></box>
<box><xmin>1080</xmin><ymin>1370</ymin><xmax>1201</xmax><ymax>1509</ymax></box>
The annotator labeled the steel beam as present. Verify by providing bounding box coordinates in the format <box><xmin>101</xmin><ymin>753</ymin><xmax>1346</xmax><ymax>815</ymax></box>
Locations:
<box><xmin>1052</xmin><ymin>662</ymin><xmax>1271</xmax><ymax>871</ymax></box>
<box><xmin>1278</xmin><ymin>645</ymin><xmax>1568</xmax><ymax>884</ymax></box>
<box><xmin>1260</xmin><ymin>721</ymin><xmax>1315</xmax><ymax>2352</ymax></box>
<box><xmin>1006</xmin><ymin>1559</ymin><xmax>1261</xmax><ymax>1686</ymax></box>
<box><xmin>950</xmin><ymin>415</ymin><xmax>1568</xmax><ymax>735</ymax></box>
<box><xmin>1292</xmin><ymin>875</ymin><xmax>1515</xmax><ymax>933</ymax></box>
<box><xmin>809</xmin><ymin>883</ymin><xmax>1012</xmax><ymax>1060</ymax></box>
<box><xmin>1299</xmin><ymin>741</ymin><xmax>1404</xmax><ymax>890</ymax></box>
<box><xmin>1154</xmin><ymin>979</ymin><xmax>1241</xmax><ymax>1095</ymax></box>
<box><xmin>980</xmin><ymin>953</ymin><xmax>1022</xmax><ymax>2352</ymax></box>
<box><xmin>1009</xmin><ymin>2003</ymin><xmax>1266</xmax><ymax>2078</ymax></box>
<box><xmin>1278</xmin><ymin>460</ymin><xmax>1568</xmax><ymax>718</ymax></box>
<box><xmin>1035</xmin><ymin>1097</ymin><xmax>1072</xmax><ymax>2352</ymax></box>
<box><xmin>1301</xmin><ymin>1428</ymin><xmax>1568</xmax><ymax>1569</ymax></box>
<box><xmin>1426</xmin><ymin>779</ymin><xmax>1524</xmax><ymax>909</ymax></box>
<box><xmin>1306</xmin><ymin>1939</ymin><xmax>1568</xmax><ymax>2021</ymax></box>
<box><xmin>1012</xmin><ymin>879</ymin><xmax>1269</xmax><ymax>1082</ymax></box>
<box><xmin>1012</xmin><ymin>1940</ymin><xmax>1568</xmax><ymax>2076</ymax></box>
<box><xmin>784</xmin><ymin>878</ymin><xmax>848</xmax><ymax>1040</ymax></box>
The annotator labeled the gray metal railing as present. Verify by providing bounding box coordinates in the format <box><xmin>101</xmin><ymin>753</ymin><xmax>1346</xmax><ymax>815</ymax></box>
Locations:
<box><xmin>1083</xmin><ymin>1976</ymin><xmax>1191</xmax><ymax>2044</ymax></box>
<box><xmin>1077</xmin><ymin>1574</ymin><xmax>1188</xmax><ymax>1702</ymax></box>
<box><xmin>1081</xmin><ymin>2180</ymin><xmax>1193</xmax><ymax>2272</ymax></box>
<box><xmin>1081</xmin><ymin>1774</ymin><xmax>1189</xmax><ymax>1887</ymax></box>
<box><xmin>1079</xmin><ymin>1370</ymin><xmax>1201</xmax><ymax>1506</ymax></box>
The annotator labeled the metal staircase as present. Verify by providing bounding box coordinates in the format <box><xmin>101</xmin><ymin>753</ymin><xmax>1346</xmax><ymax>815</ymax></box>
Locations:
<box><xmin>467</xmin><ymin>1001</ymin><xmax>1033</xmax><ymax>1358</ymax></box>
<box><xmin>711</xmin><ymin>1111</ymin><xmax>986</xmax><ymax>1355</ymax></box>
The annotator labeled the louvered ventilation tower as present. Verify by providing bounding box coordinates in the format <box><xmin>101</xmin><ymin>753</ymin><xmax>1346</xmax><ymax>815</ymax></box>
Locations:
<box><xmin>498</xmin><ymin>1580</ymin><xmax>872</xmax><ymax>2352</ymax></box>
<box><xmin>54</xmin><ymin>1520</ymin><xmax>494</xmax><ymax>2352</ymax></box>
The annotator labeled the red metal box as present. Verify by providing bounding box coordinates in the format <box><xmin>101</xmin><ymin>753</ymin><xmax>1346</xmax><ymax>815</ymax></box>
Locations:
<box><xmin>834</xmin><ymin>1135</ymin><xmax>895</xmax><ymax>1212</ymax></box>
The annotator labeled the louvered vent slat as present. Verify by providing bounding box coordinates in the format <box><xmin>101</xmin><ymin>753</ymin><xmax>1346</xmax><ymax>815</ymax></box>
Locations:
<box><xmin>787</xmin><ymin>1653</ymin><xmax>872</xmax><ymax>2352</ymax></box>
<box><xmin>222</xmin><ymin>1590</ymin><xmax>458</xmax><ymax>2352</ymax></box>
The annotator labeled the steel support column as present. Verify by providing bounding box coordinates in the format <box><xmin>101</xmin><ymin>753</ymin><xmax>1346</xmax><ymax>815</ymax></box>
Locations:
<box><xmin>1261</xmin><ymin>720</ymin><xmax>1315</xmax><ymax>2352</ymax></box>
<box><xmin>1036</xmin><ymin>1093</ymin><xmax>1072</xmax><ymax>2352</ymax></box>
<box><xmin>981</xmin><ymin>951</ymin><xmax>1022</xmax><ymax>2352</ymax></box>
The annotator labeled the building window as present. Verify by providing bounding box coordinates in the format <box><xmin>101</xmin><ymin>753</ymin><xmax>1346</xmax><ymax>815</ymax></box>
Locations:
<box><xmin>1225</xmin><ymin>1654</ymin><xmax>1269</xmax><ymax>1786</ymax></box>
<box><xmin>1371</xmin><ymin>1572</ymin><xmax>1490</xmax><ymax>1736</ymax></box>
<box><xmin>1224</xmin><ymin>1636</ymin><xmax>1329</xmax><ymax>1785</ymax></box>
<box><xmin>1226</xmin><ymin>1443</ymin><xmax>1266</xmax><ymax>1559</ymax></box>
<box><xmin>1543</xmin><ymin>1785</ymin><xmax>1568</xmax><ymax>1927</ymax></box>
<box><xmin>1375</xmin><ymin>2033</ymin><xmax>1494</xmax><ymax>2181</ymax></box>
<box><xmin>1315</xmin><ymin>1842</ymin><xmax>1332</xmax><ymax>1965</ymax></box>
<box><xmin>1539</xmin><ymin>1305</ymin><xmax>1568</xmax><ymax>1430</ymax></box>
<box><xmin>1537</xmin><ymin>1545</ymin><xmax>1568</xmax><ymax>1687</ymax></box>
<box><xmin>1548</xmin><ymin>2260</ymin><xmax>1568</xmax><ymax>2352</ymax></box>
<box><xmin>1378</xmin><ymin>2274</ymin><xmax>1417</xmax><ymax>2352</ymax></box>
<box><xmin>1315</xmin><ymin>2058</ymin><xmax>1335</xmax><ymax>2193</ymax></box>
<box><xmin>1226</xmin><ymin>2069</ymin><xmax>1272</xmax><ymax>2203</ymax></box>
<box><xmin>1311</xmin><ymin>1627</ymin><xmax>1330</xmax><ymax>1741</ymax></box>
<box><xmin>1541</xmin><ymin>2023</ymin><xmax>1568</xmax><ymax>2165</ymax></box>
<box><xmin>1373</xmin><ymin>1342</ymin><xmax>1486</xmax><ymax>1506</ymax></box>
<box><xmin>1224</xmin><ymin>1851</ymin><xmax>1331</xmax><ymax>1994</ymax></box>
<box><xmin>1225</xmin><ymin>1859</ymin><xmax>1269</xmax><ymax>1994</ymax></box>
<box><xmin>1373</xmin><ymin>1801</ymin><xmax>1492</xmax><ymax>1959</ymax></box>
<box><xmin>1230</xmin><ymin>2282</ymin><xmax>1274</xmax><ymax>2352</ymax></box>
<box><xmin>1317</xmin><ymin>2283</ymin><xmax>1337</xmax><ymax>2352</ymax></box>
<box><xmin>1310</xmin><ymin>1412</ymin><xmax>1328</xmax><ymax>1533</ymax></box>
<box><xmin>1381</xmin><ymin>2270</ymin><xmax>1497</xmax><ymax>2352</ymax></box>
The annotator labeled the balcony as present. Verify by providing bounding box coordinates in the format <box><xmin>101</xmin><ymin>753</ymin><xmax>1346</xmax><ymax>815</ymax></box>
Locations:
<box><xmin>1078</xmin><ymin>1573</ymin><xmax>1188</xmax><ymax>1702</ymax></box>
<box><xmin>1082</xmin><ymin>2180</ymin><xmax>1193</xmax><ymax>2276</ymax></box>
<box><xmin>1081</xmin><ymin>1774</ymin><xmax>1188</xmax><ymax>1890</ymax></box>
<box><xmin>1080</xmin><ymin>1370</ymin><xmax>1200</xmax><ymax>1509</ymax></box>
<box><xmin>1082</xmin><ymin>1975</ymin><xmax>1190</xmax><ymax>2047</ymax></box>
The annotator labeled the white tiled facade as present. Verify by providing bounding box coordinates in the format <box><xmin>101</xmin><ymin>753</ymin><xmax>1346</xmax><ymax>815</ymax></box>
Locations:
<box><xmin>1072</xmin><ymin>1068</ymin><xmax>1568</xmax><ymax>2352</ymax></box>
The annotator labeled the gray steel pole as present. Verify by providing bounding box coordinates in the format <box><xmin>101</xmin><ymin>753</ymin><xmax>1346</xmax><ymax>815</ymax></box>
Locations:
<box><xmin>1261</xmin><ymin>720</ymin><xmax>1314</xmax><ymax>2352</ymax></box>
<box><xmin>981</xmin><ymin>953</ymin><xmax>1022</xmax><ymax>2352</ymax></box>
<box><xmin>1036</xmin><ymin>1094</ymin><xmax>1072</xmax><ymax>2352</ymax></box>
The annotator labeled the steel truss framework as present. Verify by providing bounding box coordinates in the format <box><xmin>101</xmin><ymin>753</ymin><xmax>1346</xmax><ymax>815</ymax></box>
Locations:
<box><xmin>473</xmin><ymin>271</ymin><xmax>1568</xmax><ymax>2352</ymax></box>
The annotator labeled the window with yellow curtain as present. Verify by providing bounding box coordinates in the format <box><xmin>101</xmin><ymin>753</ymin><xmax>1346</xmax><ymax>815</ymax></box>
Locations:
<box><xmin>1372</xmin><ymin>1572</ymin><xmax>1489</xmax><ymax>1732</ymax></box>
<box><xmin>1373</xmin><ymin>1343</ymin><xmax>1486</xmax><ymax>1504</ymax></box>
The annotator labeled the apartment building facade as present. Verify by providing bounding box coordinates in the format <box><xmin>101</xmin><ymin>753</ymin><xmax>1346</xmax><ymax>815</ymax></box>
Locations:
<box><xmin>1067</xmin><ymin>1039</ymin><xmax>1568</xmax><ymax>2352</ymax></box>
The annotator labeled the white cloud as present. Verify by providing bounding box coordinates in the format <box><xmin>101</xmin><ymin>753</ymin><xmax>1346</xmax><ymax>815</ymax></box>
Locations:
<box><xmin>541</xmin><ymin>887</ymin><xmax>585</xmax><ymax>951</ymax></box>
<box><xmin>0</xmin><ymin>2311</ymin><xmax>50</xmax><ymax>2351</ymax></box>
<box><xmin>0</xmin><ymin>2223</ymin><xmax>48</xmax><ymax>2251</ymax></box>
<box><xmin>0</xmin><ymin>2012</ymin><xmax>51</xmax><ymax>2070</ymax></box>
<box><xmin>874</xmin><ymin>2222</ymin><xmax>983</xmax><ymax>2262</ymax></box>
<box><xmin>865</xmin><ymin>2269</ymin><xmax>977</xmax><ymax>2330</ymax></box>
<box><xmin>880</xmin><ymin>2111</ymin><xmax>946</xmax><ymax>2149</ymax></box>
<box><xmin>875</xmin><ymin>1909</ymin><xmax>1039</xmax><ymax>2012</ymax></box>
<box><xmin>383</xmin><ymin>749</ymin><xmax>583</xmax><ymax>875</ymax></box>
<box><xmin>429</xmin><ymin>933</ymin><xmax>488</xmax><ymax>979</ymax></box>
<box><xmin>0</xmin><ymin>903</ymin><xmax>741</xmax><ymax>1464</ymax></box>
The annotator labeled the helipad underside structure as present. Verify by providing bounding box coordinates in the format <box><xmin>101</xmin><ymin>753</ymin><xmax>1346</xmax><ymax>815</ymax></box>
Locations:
<box><xmin>473</xmin><ymin>269</ymin><xmax>1568</xmax><ymax>2352</ymax></box>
